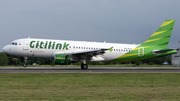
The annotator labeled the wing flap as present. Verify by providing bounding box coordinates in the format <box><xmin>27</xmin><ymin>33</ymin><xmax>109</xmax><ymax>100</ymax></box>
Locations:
<box><xmin>72</xmin><ymin>48</ymin><xmax>111</xmax><ymax>61</ymax></box>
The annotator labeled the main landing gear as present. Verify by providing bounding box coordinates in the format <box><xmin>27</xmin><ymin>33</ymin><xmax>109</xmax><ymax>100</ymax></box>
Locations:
<box><xmin>81</xmin><ymin>64</ymin><xmax>88</xmax><ymax>70</ymax></box>
<box><xmin>81</xmin><ymin>60</ymin><xmax>88</xmax><ymax>70</ymax></box>
<box><xmin>23</xmin><ymin>57</ymin><xmax>28</xmax><ymax>67</ymax></box>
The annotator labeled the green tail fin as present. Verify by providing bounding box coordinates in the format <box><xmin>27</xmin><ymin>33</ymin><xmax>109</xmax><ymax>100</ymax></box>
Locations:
<box><xmin>110</xmin><ymin>19</ymin><xmax>176</xmax><ymax>62</ymax></box>
<box><xmin>140</xmin><ymin>19</ymin><xmax>175</xmax><ymax>48</ymax></box>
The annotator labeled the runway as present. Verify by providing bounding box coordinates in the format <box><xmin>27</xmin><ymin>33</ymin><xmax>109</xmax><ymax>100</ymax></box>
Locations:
<box><xmin>0</xmin><ymin>67</ymin><xmax>180</xmax><ymax>73</ymax></box>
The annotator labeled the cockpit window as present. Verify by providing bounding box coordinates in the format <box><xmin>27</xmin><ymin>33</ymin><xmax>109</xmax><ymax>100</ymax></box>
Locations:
<box><xmin>11</xmin><ymin>42</ymin><xmax>17</xmax><ymax>46</ymax></box>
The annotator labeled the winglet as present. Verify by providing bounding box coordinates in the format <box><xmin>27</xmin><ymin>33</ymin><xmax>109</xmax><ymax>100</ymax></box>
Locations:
<box><xmin>108</xmin><ymin>47</ymin><xmax>113</xmax><ymax>52</ymax></box>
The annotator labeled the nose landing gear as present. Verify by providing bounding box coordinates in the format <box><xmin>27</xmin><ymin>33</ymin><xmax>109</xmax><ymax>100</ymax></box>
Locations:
<box><xmin>23</xmin><ymin>57</ymin><xmax>28</xmax><ymax>67</ymax></box>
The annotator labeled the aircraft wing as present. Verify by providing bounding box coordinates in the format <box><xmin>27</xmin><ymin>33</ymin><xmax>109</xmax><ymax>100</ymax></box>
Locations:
<box><xmin>71</xmin><ymin>47</ymin><xmax>113</xmax><ymax>61</ymax></box>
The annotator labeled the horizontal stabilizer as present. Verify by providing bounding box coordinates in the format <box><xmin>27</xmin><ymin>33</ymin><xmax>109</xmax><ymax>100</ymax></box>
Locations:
<box><xmin>153</xmin><ymin>48</ymin><xmax>176</xmax><ymax>55</ymax></box>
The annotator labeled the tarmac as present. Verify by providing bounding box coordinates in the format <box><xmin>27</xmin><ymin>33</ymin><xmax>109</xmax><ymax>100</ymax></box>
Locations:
<box><xmin>0</xmin><ymin>67</ymin><xmax>180</xmax><ymax>73</ymax></box>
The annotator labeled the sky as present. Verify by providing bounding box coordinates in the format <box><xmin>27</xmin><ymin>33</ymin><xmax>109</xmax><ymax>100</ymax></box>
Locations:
<box><xmin>1</xmin><ymin>0</ymin><xmax>180</xmax><ymax>52</ymax></box>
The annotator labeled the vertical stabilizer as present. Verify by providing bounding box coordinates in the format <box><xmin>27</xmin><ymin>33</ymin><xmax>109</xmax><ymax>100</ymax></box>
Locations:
<box><xmin>111</xmin><ymin>19</ymin><xmax>176</xmax><ymax>62</ymax></box>
<box><xmin>140</xmin><ymin>19</ymin><xmax>175</xmax><ymax>48</ymax></box>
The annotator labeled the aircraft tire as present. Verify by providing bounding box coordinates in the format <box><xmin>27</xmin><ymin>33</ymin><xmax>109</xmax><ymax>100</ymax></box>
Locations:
<box><xmin>23</xmin><ymin>64</ymin><xmax>27</xmax><ymax>67</ymax></box>
<box><xmin>81</xmin><ymin>64</ymin><xmax>88</xmax><ymax>70</ymax></box>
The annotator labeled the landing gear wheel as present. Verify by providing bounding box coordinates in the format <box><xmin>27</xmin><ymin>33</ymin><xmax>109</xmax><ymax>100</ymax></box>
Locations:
<box><xmin>23</xmin><ymin>57</ymin><xmax>28</xmax><ymax>67</ymax></box>
<box><xmin>23</xmin><ymin>64</ymin><xmax>27</xmax><ymax>67</ymax></box>
<box><xmin>81</xmin><ymin>64</ymin><xmax>88</xmax><ymax>70</ymax></box>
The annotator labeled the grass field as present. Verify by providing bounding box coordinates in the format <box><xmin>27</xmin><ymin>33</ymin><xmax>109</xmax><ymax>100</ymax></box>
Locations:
<box><xmin>0</xmin><ymin>73</ymin><xmax>180</xmax><ymax>101</ymax></box>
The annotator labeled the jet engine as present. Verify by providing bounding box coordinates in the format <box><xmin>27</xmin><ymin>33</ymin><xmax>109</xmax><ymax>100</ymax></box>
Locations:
<box><xmin>54</xmin><ymin>54</ymin><xmax>72</xmax><ymax>65</ymax></box>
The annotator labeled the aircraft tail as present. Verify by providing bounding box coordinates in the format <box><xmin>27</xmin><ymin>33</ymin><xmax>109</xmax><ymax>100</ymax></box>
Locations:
<box><xmin>139</xmin><ymin>19</ymin><xmax>175</xmax><ymax>48</ymax></box>
<box><xmin>111</xmin><ymin>19</ymin><xmax>176</xmax><ymax>62</ymax></box>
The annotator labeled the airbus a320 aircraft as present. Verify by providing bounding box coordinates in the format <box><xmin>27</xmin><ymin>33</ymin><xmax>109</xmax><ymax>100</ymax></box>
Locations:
<box><xmin>2</xmin><ymin>19</ymin><xmax>177</xmax><ymax>69</ymax></box>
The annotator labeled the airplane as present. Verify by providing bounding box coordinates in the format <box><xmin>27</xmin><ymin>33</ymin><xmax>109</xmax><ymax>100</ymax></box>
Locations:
<box><xmin>2</xmin><ymin>19</ymin><xmax>177</xmax><ymax>69</ymax></box>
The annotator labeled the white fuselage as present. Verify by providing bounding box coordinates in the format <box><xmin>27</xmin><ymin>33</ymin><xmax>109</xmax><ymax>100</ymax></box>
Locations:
<box><xmin>3</xmin><ymin>38</ymin><xmax>139</xmax><ymax>61</ymax></box>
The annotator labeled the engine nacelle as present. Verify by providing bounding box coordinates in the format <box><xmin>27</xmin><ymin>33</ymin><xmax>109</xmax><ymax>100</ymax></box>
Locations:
<box><xmin>54</xmin><ymin>54</ymin><xmax>72</xmax><ymax>65</ymax></box>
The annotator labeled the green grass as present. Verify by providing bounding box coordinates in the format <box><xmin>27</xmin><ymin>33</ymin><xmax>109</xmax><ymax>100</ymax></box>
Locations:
<box><xmin>0</xmin><ymin>73</ymin><xmax>180</xmax><ymax>101</ymax></box>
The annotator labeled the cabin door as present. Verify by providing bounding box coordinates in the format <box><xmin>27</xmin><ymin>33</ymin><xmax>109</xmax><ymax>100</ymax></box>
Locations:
<box><xmin>23</xmin><ymin>40</ymin><xmax>29</xmax><ymax>50</ymax></box>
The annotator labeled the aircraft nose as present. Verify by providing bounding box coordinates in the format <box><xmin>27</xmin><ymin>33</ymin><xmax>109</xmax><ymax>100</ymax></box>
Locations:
<box><xmin>2</xmin><ymin>45</ymin><xmax>12</xmax><ymax>54</ymax></box>
<box><xmin>2</xmin><ymin>46</ymin><xmax>8</xmax><ymax>53</ymax></box>
<box><xmin>2</xmin><ymin>45</ymin><xmax>17</xmax><ymax>55</ymax></box>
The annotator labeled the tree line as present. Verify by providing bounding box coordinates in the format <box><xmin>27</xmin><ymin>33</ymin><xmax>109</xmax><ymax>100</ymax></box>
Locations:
<box><xmin>0</xmin><ymin>52</ymin><xmax>171</xmax><ymax>66</ymax></box>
